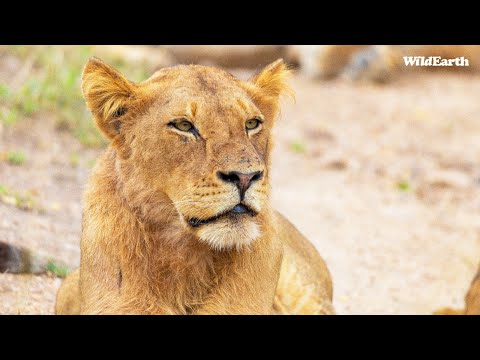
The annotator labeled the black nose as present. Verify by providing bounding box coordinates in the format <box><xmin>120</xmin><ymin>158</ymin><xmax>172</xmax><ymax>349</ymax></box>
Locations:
<box><xmin>217</xmin><ymin>171</ymin><xmax>263</xmax><ymax>200</ymax></box>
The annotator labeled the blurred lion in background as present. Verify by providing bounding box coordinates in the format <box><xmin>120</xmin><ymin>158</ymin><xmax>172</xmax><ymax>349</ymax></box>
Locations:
<box><xmin>21</xmin><ymin>45</ymin><xmax>480</xmax><ymax>85</ymax></box>
<box><xmin>289</xmin><ymin>45</ymin><xmax>480</xmax><ymax>83</ymax></box>
<box><xmin>159</xmin><ymin>45</ymin><xmax>480</xmax><ymax>83</ymax></box>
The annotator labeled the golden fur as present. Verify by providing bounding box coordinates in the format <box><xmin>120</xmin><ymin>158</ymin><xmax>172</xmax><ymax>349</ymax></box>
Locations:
<box><xmin>435</xmin><ymin>266</ymin><xmax>480</xmax><ymax>315</ymax></box>
<box><xmin>464</xmin><ymin>269</ymin><xmax>480</xmax><ymax>314</ymax></box>
<box><xmin>293</xmin><ymin>45</ymin><xmax>480</xmax><ymax>82</ymax></box>
<box><xmin>55</xmin><ymin>57</ymin><xmax>334</xmax><ymax>315</ymax></box>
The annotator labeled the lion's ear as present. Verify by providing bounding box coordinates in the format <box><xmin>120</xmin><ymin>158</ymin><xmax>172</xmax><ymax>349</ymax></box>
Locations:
<box><xmin>82</xmin><ymin>57</ymin><xmax>137</xmax><ymax>140</ymax></box>
<box><xmin>246</xmin><ymin>59</ymin><xmax>294</xmax><ymax>119</ymax></box>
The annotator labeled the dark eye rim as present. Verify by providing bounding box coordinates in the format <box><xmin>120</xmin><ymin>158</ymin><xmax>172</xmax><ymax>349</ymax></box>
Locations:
<box><xmin>168</xmin><ymin>118</ymin><xmax>196</xmax><ymax>133</ymax></box>
<box><xmin>246</xmin><ymin>116</ymin><xmax>263</xmax><ymax>131</ymax></box>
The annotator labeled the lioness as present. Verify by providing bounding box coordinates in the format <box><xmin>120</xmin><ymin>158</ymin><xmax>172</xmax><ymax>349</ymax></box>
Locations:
<box><xmin>53</xmin><ymin>57</ymin><xmax>334</xmax><ymax>314</ymax></box>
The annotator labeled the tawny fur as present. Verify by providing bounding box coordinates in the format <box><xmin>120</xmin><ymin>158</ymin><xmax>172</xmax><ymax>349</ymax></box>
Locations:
<box><xmin>55</xmin><ymin>57</ymin><xmax>334</xmax><ymax>315</ymax></box>
<box><xmin>434</xmin><ymin>266</ymin><xmax>480</xmax><ymax>315</ymax></box>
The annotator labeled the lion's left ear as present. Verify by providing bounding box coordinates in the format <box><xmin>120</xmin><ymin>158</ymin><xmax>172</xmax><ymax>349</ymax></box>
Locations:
<box><xmin>244</xmin><ymin>59</ymin><xmax>294</xmax><ymax>119</ymax></box>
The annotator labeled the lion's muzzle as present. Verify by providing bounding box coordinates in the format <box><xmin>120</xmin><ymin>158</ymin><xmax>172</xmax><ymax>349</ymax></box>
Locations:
<box><xmin>187</xmin><ymin>203</ymin><xmax>257</xmax><ymax>228</ymax></box>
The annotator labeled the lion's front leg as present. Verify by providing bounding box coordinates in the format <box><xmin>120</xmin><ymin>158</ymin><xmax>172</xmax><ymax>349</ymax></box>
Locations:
<box><xmin>55</xmin><ymin>268</ymin><xmax>81</xmax><ymax>315</ymax></box>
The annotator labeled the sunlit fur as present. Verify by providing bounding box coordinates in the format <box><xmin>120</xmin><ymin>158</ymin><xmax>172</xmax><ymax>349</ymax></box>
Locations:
<box><xmin>55</xmin><ymin>58</ymin><xmax>334</xmax><ymax>315</ymax></box>
<box><xmin>435</xmin><ymin>266</ymin><xmax>480</xmax><ymax>315</ymax></box>
<box><xmin>465</xmin><ymin>269</ymin><xmax>480</xmax><ymax>315</ymax></box>
<box><xmin>197</xmin><ymin>218</ymin><xmax>261</xmax><ymax>251</ymax></box>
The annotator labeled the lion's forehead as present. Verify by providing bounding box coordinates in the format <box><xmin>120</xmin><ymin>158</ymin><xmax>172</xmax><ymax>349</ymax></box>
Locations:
<box><xmin>149</xmin><ymin>64</ymin><xmax>242</xmax><ymax>92</ymax></box>
<box><xmin>146</xmin><ymin>65</ymin><xmax>259</xmax><ymax>120</ymax></box>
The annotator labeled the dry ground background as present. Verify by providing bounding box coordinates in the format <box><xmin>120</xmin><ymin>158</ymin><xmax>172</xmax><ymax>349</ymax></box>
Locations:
<box><xmin>1</xmin><ymin>46</ymin><xmax>479</xmax><ymax>314</ymax></box>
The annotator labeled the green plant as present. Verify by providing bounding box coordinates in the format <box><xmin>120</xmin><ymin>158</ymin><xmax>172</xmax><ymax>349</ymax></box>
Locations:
<box><xmin>0</xmin><ymin>108</ymin><xmax>19</xmax><ymax>126</ymax></box>
<box><xmin>0</xmin><ymin>83</ymin><xmax>9</xmax><ymax>98</ymax></box>
<box><xmin>1</xmin><ymin>46</ymin><xmax>151</xmax><ymax>148</ymax></box>
<box><xmin>46</xmin><ymin>260</ymin><xmax>70</xmax><ymax>278</ymax></box>
<box><xmin>69</xmin><ymin>152</ymin><xmax>80</xmax><ymax>167</ymax></box>
<box><xmin>0</xmin><ymin>185</ymin><xmax>39</xmax><ymax>211</ymax></box>
<box><xmin>397</xmin><ymin>180</ymin><xmax>411</xmax><ymax>192</ymax></box>
<box><xmin>7</xmin><ymin>151</ymin><xmax>26</xmax><ymax>166</ymax></box>
<box><xmin>0</xmin><ymin>184</ymin><xmax>9</xmax><ymax>196</ymax></box>
<box><xmin>289</xmin><ymin>140</ymin><xmax>306</xmax><ymax>154</ymax></box>
<box><xmin>14</xmin><ymin>190</ymin><xmax>37</xmax><ymax>211</ymax></box>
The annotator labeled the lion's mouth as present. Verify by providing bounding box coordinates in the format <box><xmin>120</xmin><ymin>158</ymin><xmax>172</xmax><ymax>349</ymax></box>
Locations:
<box><xmin>187</xmin><ymin>204</ymin><xmax>258</xmax><ymax>228</ymax></box>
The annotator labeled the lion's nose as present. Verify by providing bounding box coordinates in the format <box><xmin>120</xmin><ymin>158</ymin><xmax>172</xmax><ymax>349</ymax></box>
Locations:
<box><xmin>217</xmin><ymin>171</ymin><xmax>263</xmax><ymax>200</ymax></box>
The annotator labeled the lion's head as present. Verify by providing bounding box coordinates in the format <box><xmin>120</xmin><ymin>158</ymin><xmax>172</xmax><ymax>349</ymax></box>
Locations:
<box><xmin>82</xmin><ymin>57</ymin><xmax>292</xmax><ymax>251</ymax></box>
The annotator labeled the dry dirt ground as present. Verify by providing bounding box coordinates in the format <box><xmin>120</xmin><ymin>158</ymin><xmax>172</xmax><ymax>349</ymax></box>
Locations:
<box><xmin>1</xmin><ymin>65</ymin><xmax>480</xmax><ymax>314</ymax></box>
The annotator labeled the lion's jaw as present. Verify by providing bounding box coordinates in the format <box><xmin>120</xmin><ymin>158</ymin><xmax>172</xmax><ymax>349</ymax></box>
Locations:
<box><xmin>174</xmin><ymin>179</ymin><xmax>267</xmax><ymax>251</ymax></box>
<box><xmin>196</xmin><ymin>217</ymin><xmax>261</xmax><ymax>251</ymax></box>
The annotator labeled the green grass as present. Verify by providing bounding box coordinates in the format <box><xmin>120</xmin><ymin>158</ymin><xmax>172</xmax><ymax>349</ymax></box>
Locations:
<box><xmin>0</xmin><ymin>46</ymin><xmax>153</xmax><ymax>148</ymax></box>
<box><xmin>69</xmin><ymin>152</ymin><xmax>80</xmax><ymax>168</ymax></box>
<box><xmin>397</xmin><ymin>180</ymin><xmax>411</xmax><ymax>192</ymax></box>
<box><xmin>1</xmin><ymin>108</ymin><xmax>18</xmax><ymax>126</ymax></box>
<box><xmin>46</xmin><ymin>260</ymin><xmax>70</xmax><ymax>278</ymax></box>
<box><xmin>289</xmin><ymin>140</ymin><xmax>306</xmax><ymax>154</ymax></box>
<box><xmin>0</xmin><ymin>184</ymin><xmax>38</xmax><ymax>211</ymax></box>
<box><xmin>0</xmin><ymin>184</ymin><xmax>8</xmax><ymax>196</ymax></box>
<box><xmin>6</xmin><ymin>151</ymin><xmax>26</xmax><ymax>166</ymax></box>
<box><xmin>0</xmin><ymin>83</ymin><xmax>9</xmax><ymax>98</ymax></box>
<box><xmin>14</xmin><ymin>190</ymin><xmax>37</xmax><ymax>211</ymax></box>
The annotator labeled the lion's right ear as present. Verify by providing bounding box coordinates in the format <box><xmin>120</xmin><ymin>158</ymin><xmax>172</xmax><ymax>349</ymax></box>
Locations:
<box><xmin>82</xmin><ymin>57</ymin><xmax>137</xmax><ymax>140</ymax></box>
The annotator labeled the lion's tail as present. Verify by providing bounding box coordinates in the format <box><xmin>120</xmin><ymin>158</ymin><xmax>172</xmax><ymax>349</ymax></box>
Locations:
<box><xmin>0</xmin><ymin>241</ymin><xmax>56</xmax><ymax>275</ymax></box>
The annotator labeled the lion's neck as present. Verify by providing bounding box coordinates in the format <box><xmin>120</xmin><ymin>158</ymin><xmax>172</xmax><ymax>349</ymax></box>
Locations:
<box><xmin>84</xmin><ymin>148</ymin><xmax>235</xmax><ymax>313</ymax></box>
<box><xmin>125</xmin><ymin>223</ymin><xmax>222</xmax><ymax>313</ymax></box>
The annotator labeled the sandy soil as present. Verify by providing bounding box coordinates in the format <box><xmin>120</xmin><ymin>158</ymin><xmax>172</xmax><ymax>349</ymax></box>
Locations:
<box><xmin>1</xmin><ymin>64</ymin><xmax>479</xmax><ymax>314</ymax></box>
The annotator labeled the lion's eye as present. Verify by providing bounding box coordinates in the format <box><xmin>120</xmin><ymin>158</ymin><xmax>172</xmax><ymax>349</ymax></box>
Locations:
<box><xmin>246</xmin><ymin>118</ymin><xmax>261</xmax><ymax>131</ymax></box>
<box><xmin>172</xmin><ymin>119</ymin><xmax>194</xmax><ymax>132</ymax></box>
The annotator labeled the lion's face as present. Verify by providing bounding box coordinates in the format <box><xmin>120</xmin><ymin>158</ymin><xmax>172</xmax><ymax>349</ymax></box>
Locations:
<box><xmin>130</xmin><ymin>67</ymin><xmax>272</xmax><ymax>250</ymax></box>
<box><xmin>82</xmin><ymin>58</ymin><xmax>292</xmax><ymax>250</ymax></box>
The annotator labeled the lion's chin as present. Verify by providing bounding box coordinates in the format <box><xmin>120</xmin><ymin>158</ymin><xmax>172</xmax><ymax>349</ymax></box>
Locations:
<box><xmin>195</xmin><ymin>216</ymin><xmax>260</xmax><ymax>251</ymax></box>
